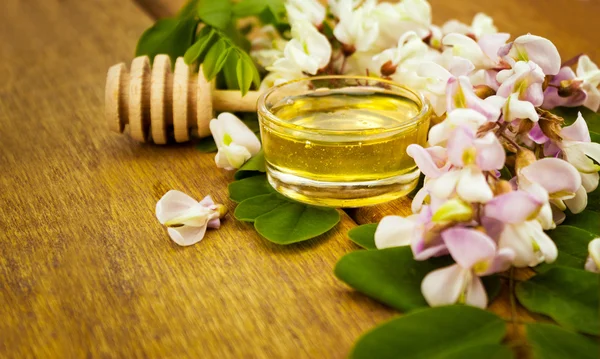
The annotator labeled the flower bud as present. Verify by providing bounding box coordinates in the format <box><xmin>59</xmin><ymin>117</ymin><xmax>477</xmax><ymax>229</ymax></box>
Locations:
<box><xmin>493</xmin><ymin>180</ymin><xmax>513</xmax><ymax>195</ymax></box>
<box><xmin>473</xmin><ymin>85</ymin><xmax>496</xmax><ymax>99</ymax></box>
<box><xmin>380</xmin><ymin>60</ymin><xmax>397</xmax><ymax>77</ymax></box>
<box><xmin>515</xmin><ymin>148</ymin><xmax>537</xmax><ymax>173</ymax></box>
<box><xmin>432</xmin><ymin>198</ymin><xmax>474</xmax><ymax>223</ymax></box>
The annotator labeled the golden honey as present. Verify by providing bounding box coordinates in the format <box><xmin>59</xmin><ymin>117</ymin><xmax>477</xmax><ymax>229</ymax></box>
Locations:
<box><xmin>258</xmin><ymin>77</ymin><xmax>431</xmax><ymax>207</ymax></box>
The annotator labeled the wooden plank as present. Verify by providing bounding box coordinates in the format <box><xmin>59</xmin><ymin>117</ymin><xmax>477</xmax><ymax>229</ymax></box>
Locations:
<box><xmin>0</xmin><ymin>1</ymin><xmax>396</xmax><ymax>358</ymax></box>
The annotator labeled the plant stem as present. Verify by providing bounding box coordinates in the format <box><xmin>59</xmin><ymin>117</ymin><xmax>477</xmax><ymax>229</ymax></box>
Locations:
<box><xmin>500</xmin><ymin>132</ymin><xmax>521</xmax><ymax>151</ymax></box>
<box><xmin>509</xmin><ymin>267</ymin><xmax>518</xmax><ymax>329</ymax></box>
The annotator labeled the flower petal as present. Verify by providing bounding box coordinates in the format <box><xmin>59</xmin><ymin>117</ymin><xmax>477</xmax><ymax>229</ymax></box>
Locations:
<box><xmin>474</xmin><ymin>132</ymin><xmax>506</xmax><ymax>171</ymax></box>
<box><xmin>481</xmin><ymin>248</ymin><xmax>515</xmax><ymax>275</ymax></box>
<box><xmin>374</xmin><ymin>215</ymin><xmax>417</xmax><ymax>249</ymax></box>
<box><xmin>457</xmin><ymin>167</ymin><xmax>494</xmax><ymax>203</ymax></box>
<box><xmin>478</xmin><ymin>33</ymin><xmax>510</xmax><ymax>60</ymax></box>
<box><xmin>421</xmin><ymin>264</ymin><xmax>466</xmax><ymax>307</ymax></box>
<box><xmin>216</xmin><ymin>112</ymin><xmax>261</xmax><ymax>155</ymax></box>
<box><xmin>442</xmin><ymin>228</ymin><xmax>496</xmax><ymax>269</ymax></box>
<box><xmin>167</xmin><ymin>225</ymin><xmax>208</xmax><ymax>246</ymax></box>
<box><xmin>585</xmin><ymin>238</ymin><xmax>600</xmax><ymax>273</ymax></box>
<box><xmin>484</xmin><ymin>191</ymin><xmax>543</xmax><ymax>224</ymax></box>
<box><xmin>520</xmin><ymin>158</ymin><xmax>582</xmax><ymax>197</ymax></box>
<box><xmin>156</xmin><ymin>190</ymin><xmax>199</xmax><ymax>224</ymax></box>
<box><xmin>446</xmin><ymin>126</ymin><xmax>475</xmax><ymax>167</ymax></box>
<box><xmin>509</xmin><ymin>34</ymin><xmax>561</xmax><ymax>75</ymax></box>
<box><xmin>407</xmin><ymin>144</ymin><xmax>448</xmax><ymax>178</ymax></box>
<box><xmin>564</xmin><ymin>185</ymin><xmax>587</xmax><ymax>214</ymax></box>
<box><xmin>581</xmin><ymin>172</ymin><xmax>599</xmax><ymax>193</ymax></box>
<box><xmin>464</xmin><ymin>276</ymin><xmax>488</xmax><ymax>309</ymax></box>
<box><xmin>561</xmin><ymin>112</ymin><xmax>591</xmax><ymax>142</ymax></box>
<box><xmin>430</xmin><ymin>170</ymin><xmax>461</xmax><ymax>199</ymax></box>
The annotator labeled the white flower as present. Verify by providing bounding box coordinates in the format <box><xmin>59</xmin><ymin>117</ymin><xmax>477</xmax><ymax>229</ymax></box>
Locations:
<box><xmin>441</xmin><ymin>13</ymin><xmax>496</xmax><ymax>39</ymax></box>
<box><xmin>428</xmin><ymin>108</ymin><xmax>488</xmax><ymax>146</ymax></box>
<box><xmin>442</xmin><ymin>33</ymin><xmax>491</xmax><ymax>69</ymax></box>
<box><xmin>585</xmin><ymin>238</ymin><xmax>600</xmax><ymax>273</ymax></box>
<box><xmin>333</xmin><ymin>0</ymin><xmax>380</xmax><ymax>52</ymax></box>
<box><xmin>498</xmin><ymin>220</ymin><xmax>557</xmax><ymax>267</ymax></box>
<box><xmin>576</xmin><ymin>55</ymin><xmax>600</xmax><ymax>111</ymax></box>
<box><xmin>209</xmin><ymin>113</ymin><xmax>261</xmax><ymax>170</ymax></box>
<box><xmin>156</xmin><ymin>190</ymin><xmax>224</xmax><ymax>246</ymax></box>
<box><xmin>282</xmin><ymin>20</ymin><xmax>332</xmax><ymax>75</ymax></box>
<box><xmin>285</xmin><ymin>0</ymin><xmax>326</xmax><ymax>26</ymax></box>
<box><xmin>372</xmin><ymin>31</ymin><xmax>428</xmax><ymax>73</ymax></box>
<box><xmin>372</xmin><ymin>0</ymin><xmax>432</xmax><ymax>47</ymax></box>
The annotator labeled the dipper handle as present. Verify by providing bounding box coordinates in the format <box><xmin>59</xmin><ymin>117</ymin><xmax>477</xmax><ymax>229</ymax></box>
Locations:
<box><xmin>105</xmin><ymin>55</ymin><xmax>260</xmax><ymax>144</ymax></box>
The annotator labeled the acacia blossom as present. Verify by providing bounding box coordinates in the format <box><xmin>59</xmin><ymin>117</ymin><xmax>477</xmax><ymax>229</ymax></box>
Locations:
<box><xmin>249</xmin><ymin>0</ymin><xmax>600</xmax><ymax>310</ymax></box>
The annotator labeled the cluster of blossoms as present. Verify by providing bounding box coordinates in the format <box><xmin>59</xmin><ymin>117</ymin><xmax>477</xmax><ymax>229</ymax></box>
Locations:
<box><xmin>250</xmin><ymin>0</ymin><xmax>600</xmax><ymax>307</ymax></box>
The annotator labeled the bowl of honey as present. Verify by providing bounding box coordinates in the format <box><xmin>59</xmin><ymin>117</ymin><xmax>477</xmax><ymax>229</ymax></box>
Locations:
<box><xmin>257</xmin><ymin>76</ymin><xmax>431</xmax><ymax>207</ymax></box>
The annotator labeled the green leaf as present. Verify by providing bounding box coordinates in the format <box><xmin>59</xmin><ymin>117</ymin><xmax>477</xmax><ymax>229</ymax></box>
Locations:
<box><xmin>222</xmin><ymin>51</ymin><xmax>240</xmax><ymax>90</ymax></box>
<box><xmin>237</xmin><ymin>54</ymin><xmax>255</xmax><ymax>96</ymax></box>
<box><xmin>516</xmin><ymin>267</ymin><xmax>599</xmax><ymax>335</ymax></box>
<box><xmin>240</xmin><ymin>51</ymin><xmax>261</xmax><ymax>88</ymax></box>
<box><xmin>232</xmin><ymin>0</ymin><xmax>285</xmax><ymax>23</ymax></box>
<box><xmin>526</xmin><ymin>323</ymin><xmax>600</xmax><ymax>359</ymax></box>
<box><xmin>535</xmin><ymin>225</ymin><xmax>597</xmax><ymax>273</ymax></box>
<box><xmin>228</xmin><ymin>175</ymin><xmax>274</xmax><ymax>203</ymax></box>
<box><xmin>254</xmin><ymin>202</ymin><xmax>340</xmax><ymax>244</ymax></box>
<box><xmin>202</xmin><ymin>39</ymin><xmax>231</xmax><ymax>81</ymax></box>
<box><xmin>196</xmin><ymin>136</ymin><xmax>217</xmax><ymax>152</ymax></box>
<box><xmin>177</xmin><ymin>0</ymin><xmax>199</xmax><ymax>19</ymax></box>
<box><xmin>135</xmin><ymin>18</ymin><xmax>199</xmax><ymax>63</ymax></box>
<box><xmin>586</xmin><ymin>187</ymin><xmax>600</xmax><ymax>212</ymax></box>
<box><xmin>197</xmin><ymin>0</ymin><xmax>232</xmax><ymax>29</ymax></box>
<box><xmin>348</xmin><ymin>224</ymin><xmax>377</xmax><ymax>250</ymax></box>
<box><xmin>234</xmin><ymin>193</ymin><xmax>288</xmax><ymax>222</ymax></box>
<box><xmin>183</xmin><ymin>28</ymin><xmax>215</xmax><ymax>64</ymax></box>
<box><xmin>562</xmin><ymin>210</ymin><xmax>600</xmax><ymax>235</ymax></box>
<box><xmin>335</xmin><ymin>246</ymin><xmax>501</xmax><ymax>311</ymax></box>
<box><xmin>350</xmin><ymin>305</ymin><xmax>508</xmax><ymax>359</ymax></box>
<box><xmin>234</xmin><ymin>150</ymin><xmax>266</xmax><ymax>180</ymax></box>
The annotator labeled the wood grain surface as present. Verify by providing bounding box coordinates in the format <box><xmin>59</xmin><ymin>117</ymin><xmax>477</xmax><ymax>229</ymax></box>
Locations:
<box><xmin>0</xmin><ymin>1</ymin><xmax>393</xmax><ymax>358</ymax></box>
<box><xmin>1</xmin><ymin>0</ymin><xmax>597</xmax><ymax>357</ymax></box>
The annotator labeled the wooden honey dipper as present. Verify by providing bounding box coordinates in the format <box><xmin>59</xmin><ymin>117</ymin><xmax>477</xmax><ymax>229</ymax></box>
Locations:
<box><xmin>105</xmin><ymin>55</ymin><xmax>260</xmax><ymax>144</ymax></box>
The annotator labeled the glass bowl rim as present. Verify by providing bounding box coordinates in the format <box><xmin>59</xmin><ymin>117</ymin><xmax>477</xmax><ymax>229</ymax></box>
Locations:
<box><xmin>257</xmin><ymin>75</ymin><xmax>431</xmax><ymax>135</ymax></box>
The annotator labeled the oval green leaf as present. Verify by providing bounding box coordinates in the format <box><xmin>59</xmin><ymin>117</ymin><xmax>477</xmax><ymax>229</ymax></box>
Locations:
<box><xmin>254</xmin><ymin>203</ymin><xmax>340</xmax><ymax>244</ymax></box>
<box><xmin>516</xmin><ymin>267</ymin><xmax>599</xmax><ymax>335</ymax></box>
<box><xmin>350</xmin><ymin>305</ymin><xmax>508</xmax><ymax>359</ymax></box>
<box><xmin>202</xmin><ymin>39</ymin><xmax>231</xmax><ymax>81</ymax></box>
<box><xmin>335</xmin><ymin>246</ymin><xmax>501</xmax><ymax>311</ymax></box>
<box><xmin>197</xmin><ymin>0</ymin><xmax>232</xmax><ymax>29</ymax></box>
<box><xmin>562</xmin><ymin>210</ymin><xmax>600</xmax><ymax>236</ymax></box>
<box><xmin>236</xmin><ymin>55</ymin><xmax>255</xmax><ymax>96</ymax></box>
<box><xmin>234</xmin><ymin>193</ymin><xmax>287</xmax><ymax>222</ymax></box>
<box><xmin>183</xmin><ymin>29</ymin><xmax>214</xmax><ymax>64</ymax></box>
<box><xmin>135</xmin><ymin>18</ymin><xmax>199</xmax><ymax>63</ymax></box>
<box><xmin>234</xmin><ymin>150</ymin><xmax>266</xmax><ymax>180</ymax></box>
<box><xmin>535</xmin><ymin>225</ymin><xmax>596</xmax><ymax>273</ymax></box>
<box><xmin>526</xmin><ymin>323</ymin><xmax>599</xmax><ymax>359</ymax></box>
<box><xmin>228</xmin><ymin>175</ymin><xmax>274</xmax><ymax>203</ymax></box>
<box><xmin>348</xmin><ymin>223</ymin><xmax>377</xmax><ymax>250</ymax></box>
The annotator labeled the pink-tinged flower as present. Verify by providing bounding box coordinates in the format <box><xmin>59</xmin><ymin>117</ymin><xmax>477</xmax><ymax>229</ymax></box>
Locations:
<box><xmin>372</xmin><ymin>31</ymin><xmax>428</xmax><ymax>74</ymax></box>
<box><xmin>428</xmin><ymin>109</ymin><xmax>488</xmax><ymax>145</ymax></box>
<box><xmin>576</xmin><ymin>55</ymin><xmax>600</xmax><ymax>112</ymax></box>
<box><xmin>374</xmin><ymin>214</ymin><xmax>419</xmax><ymax>249</ymax></box>
<box><xmin>500</xmin><ymin>34</ymin><xmax>561</xmax><ymax>75</ymax></box>
<box><xmin>407</xmin><ymin>144</ymin><xmax>451</xmax><ymax>178</ymax></box>
<box><xmin>486</xmin><ymin>93</ymin><xmax>539</xmax><ymax>123</ymax></box>
<box><xmin>478</xmin><ymin>33</ymin><xmax>510</xmax><ymax>63</ymax></box>
<box><xmin>417</xmin><ymin>61</ymin><xmax>454</xmax><ymax>116</ymax></box>
<box><xmin>210</xmin><ymin>112</ymin><xmax>262</xmax><ymax>170</ymax></box>
<box><xmin>429</xmin><ymin>127</ymin><xmax>504</xmax><ymax>203</ymax></box>
<box><xmin>156</xmin><ymin>190</ymin><xmax>225</xmax><ymax>246</ymax></box>
<box><xmin>441</xmin><ymin>13</ymin><xmax>498</xmax><ymax>39</ymax></box>
<box><xmin>483</xmin><ymin>191</ymin><xmax>556</xmax><ymax>267</ymax></box>
<box><xmin>497</xmin><ymin>61</ymin><xmax>545</xmax><ymax>106</ymax></box>
<box><xmin>519</xmin><ymin>158</ymin><xmax>582</xmax><ymax>200</ymax></box>
<box><xmin>375</xmin><ymin>207</ymin><xmax>449</xmax><ymax>260</ymax></box>
<box><xmin>542</xmin><ymin>66</ymin><xmax>587</xmax><ymax>109</ymax></box>
<box><xmin>446</xmin><ymin>76</ymin><xmax>501</xmax><ymax>121</ymax></box>
<box><xmin>442</xmin><ymin>33</ymin><xmax>492</xmax><ymax>69</ymax></box>
<box><xmin>421</xmin><ymin>228</ymin><xmax>514</xmax><ymax>308</ymax></box>
<box><xmin>561</xmin><ymin>112</ymin><xmax>600</xmax><ymax>174</ymax></box>
<box><xmin>585</xmin><ymin>238</ymin><xmax>600</xmax><ymax>273</ymax></box>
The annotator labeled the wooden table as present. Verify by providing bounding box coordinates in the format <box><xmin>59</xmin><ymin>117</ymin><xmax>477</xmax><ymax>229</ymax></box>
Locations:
<box><xmin>1</xmin><ymin>0</ymin><xmax>598</xmax><ymax>357</ymax></box>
